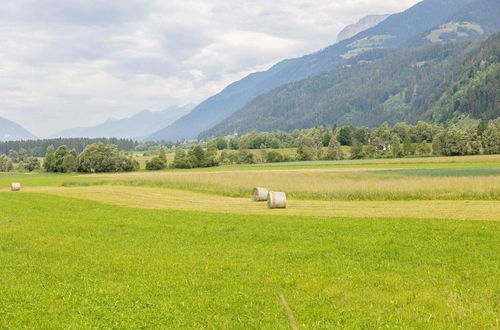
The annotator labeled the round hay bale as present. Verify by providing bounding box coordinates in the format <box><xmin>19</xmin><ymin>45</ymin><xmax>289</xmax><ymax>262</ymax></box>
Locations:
<box><xmin>267</xmin><ymin>191</ymin><xmax>286</xmax><ymax>209</ymax></box>
<box><xmin>10</xmin><ymin>182</ymin><xmax>21</xmax><ymax>191</ymax></box>
<box><xmin>252</xmin><ymin>187</ymin><xmax>269</xmax><ymax>202</ymax></box>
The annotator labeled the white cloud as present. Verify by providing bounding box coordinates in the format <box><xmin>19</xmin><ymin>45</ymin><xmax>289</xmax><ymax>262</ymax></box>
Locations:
<box><xmin>0</xmin><ymin>0</ymin><xmax>421</xmax><ymax>137</ymax></box>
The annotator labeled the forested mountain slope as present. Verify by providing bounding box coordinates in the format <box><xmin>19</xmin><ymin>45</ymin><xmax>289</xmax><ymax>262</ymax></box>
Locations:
<box><xmin>149</xmin><ymin>0</ymin><xmax>481</xmax><ymax>141</ymax></box>
<box><xmin>202</xmin><ymin>32</ymin><xmax>500</xmax><ymax>137</ymax></box>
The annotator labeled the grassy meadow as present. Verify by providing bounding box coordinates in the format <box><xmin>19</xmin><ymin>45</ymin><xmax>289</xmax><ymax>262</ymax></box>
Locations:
<box><xmin>1</xmin><ymin>154</ymin><xmax>499</xmax><ymax>328</ymax></box>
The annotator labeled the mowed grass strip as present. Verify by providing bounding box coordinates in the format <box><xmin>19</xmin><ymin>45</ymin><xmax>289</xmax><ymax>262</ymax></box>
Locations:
<box><xmin>23</xmin><ymin>186</ymin><xmax>500</xmax><ymax>221</ymax></box>
<box><xmin>0</xmin><ymin>193</ymin><xmax>499</xmax><ymax>328</ymax></box>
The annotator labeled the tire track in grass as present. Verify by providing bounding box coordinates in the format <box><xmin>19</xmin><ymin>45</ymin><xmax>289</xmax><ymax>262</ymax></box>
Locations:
<box><xmin>280</xmin><ymin>294</ymin><xmax>299</xmax><ymax>330</ymax></box>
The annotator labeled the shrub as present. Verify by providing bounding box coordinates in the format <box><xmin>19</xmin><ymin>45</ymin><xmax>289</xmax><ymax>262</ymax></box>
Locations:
<box><xmin>24</xmin><ymin>157</ymin><xmax>41</xmax><ymax>172</ymax></box>
<box><xmin>266</xmin><ymin>150</ymin><xmax>284</xmax><ymax>163</ymax></box>
<box><xmin>146</xmin><ymin>157</ymin><xmax>167</xmax><ymax>170</ymax></box>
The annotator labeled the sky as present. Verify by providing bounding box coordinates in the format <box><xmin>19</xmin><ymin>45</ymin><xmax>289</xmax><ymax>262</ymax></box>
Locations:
<box><xmin>0</xmin><ymin>0</ymin><xmax>421</xmax><ymax>137</ymax></box>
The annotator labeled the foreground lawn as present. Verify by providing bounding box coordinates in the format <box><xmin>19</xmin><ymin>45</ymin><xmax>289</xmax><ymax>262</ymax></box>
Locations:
<box><xmin>1</xmin><ymin>193</ymin><xmax>498</xmax><ymax>328</ymax></box>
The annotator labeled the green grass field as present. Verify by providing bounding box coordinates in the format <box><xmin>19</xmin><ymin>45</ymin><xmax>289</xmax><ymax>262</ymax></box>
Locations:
<box><xmin>1</xmin><ymin>155</ymin><xmax>499</xmax><ymax>328</ymax></box>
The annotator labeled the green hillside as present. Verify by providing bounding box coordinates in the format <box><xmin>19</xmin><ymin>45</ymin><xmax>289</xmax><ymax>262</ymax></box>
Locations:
<box><xmin>202</xmin><ymin>32</ymin><xmax>500</xmax><ymax>138</ymax></box>
<box><xmin>149</xmin><ymin>0</ymin><xmax>488</xmax><ymax>141</ymax></box>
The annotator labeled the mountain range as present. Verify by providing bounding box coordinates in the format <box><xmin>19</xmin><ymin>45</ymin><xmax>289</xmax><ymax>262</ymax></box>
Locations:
<box><xmin>53</xmin><ymin>106</ymin><xmax>191</xmax><ymax>140</ymax></box>
<box><xmin>2</xmin><ymin>0</ymin><xmax>498</xmax><ymax>143</ymax></box>
<box><xmin>0</xmin><ymin>117</ymin><xmax>37</xmax><ymax>142</ymax></box>
<box><xmin>148</xmin><ymin>0</ymin><xmax>500</xmax><ymax>141</ymax></box>
<box><xmin>202</xmin><ymin>32</ymin><xmax>499</xmax><ymax>137</ymax></box>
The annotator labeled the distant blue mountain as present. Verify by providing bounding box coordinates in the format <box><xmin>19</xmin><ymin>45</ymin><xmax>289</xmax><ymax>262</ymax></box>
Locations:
<box><xmin>148</xmin><ymin>0</ymin><xmax>483</xmax><ymax>141</ymax></box>
<box><xmin>53</xmin><ymin>106</ymin><xmax>192</xmax><ymax>140</ymax></box>
<box><xmin>0</xmin><ymin>117</ymin><xmax>37</xmax><ymax>141</ymax></box>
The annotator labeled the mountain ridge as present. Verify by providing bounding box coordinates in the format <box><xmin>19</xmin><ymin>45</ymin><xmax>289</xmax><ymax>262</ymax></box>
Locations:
<box><xmin>0</xmin><ymin>117</ymin><xmax>37</xmax><ymax>142</ymax></box>
<box><xmin>337</xmin><ymin>14</ymin><xmax>390</xmax><ymax>43</ymax></box>
<box><xmin>148</xmin><ymin>0</ymin><xmax>478</xmax><ymax>142</ymax></box>
<box><xmin>201</xmin><ymin>32</ymin><xmax>500</xmax><ymax>137</ymax></box>
<box><xmin>53</xmin><ymin>106</ymin><xmax>191</xmax><ymax>140</ymax></box>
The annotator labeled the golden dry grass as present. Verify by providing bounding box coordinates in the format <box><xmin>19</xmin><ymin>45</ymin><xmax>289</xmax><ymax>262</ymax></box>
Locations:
<box><xmin>75</xmin><ymin>168</ymin><xmax>500</xmax><ymax>201</ymax></box>
<box><xmin>25</xmin><ymin>186</ymin><xmax>500</xmax><ymax>221</ymax></box>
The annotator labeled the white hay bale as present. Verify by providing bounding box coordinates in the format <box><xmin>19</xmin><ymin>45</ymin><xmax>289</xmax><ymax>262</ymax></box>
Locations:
<box><xmin>252</xmin><ymin>187</ymin><xmax>269</xmax><ymax>202</ymax></box>
<box><xmin>267</xmin><ymin>191</ymin><xmax>286</xmax><ymax>209</ymax></box>
<box><xmin>10</xmin><ymin>182</ymin><xmax>21</xmax><ymax>191</ymax></box>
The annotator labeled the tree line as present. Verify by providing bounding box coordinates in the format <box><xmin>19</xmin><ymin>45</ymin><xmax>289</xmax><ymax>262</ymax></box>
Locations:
<box><xmin>161</xmin><ymin>118</ymin><xmax>500</xmax><ymax>169</ymax></box>
<box><xmin>1</xmin><ymin>119</ymin><xmax>499</xmax><ymax>173</ymax></box>
<box><xmin>0</xmin><ymin>137</ymin><xmax>137</xmax><ymax>157</ymax></box>
<box><xmin>43</xmin><ymin>143</ymin><xmax>139</xmax><ymax>173</ymax></box>
<box><xmin>0</xmin><ymin>143</ymin><xmax>140</xmax><ymax>173</ymax></box>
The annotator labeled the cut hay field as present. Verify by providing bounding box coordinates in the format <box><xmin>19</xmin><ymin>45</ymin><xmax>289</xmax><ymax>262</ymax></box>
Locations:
<box><xmin>1</xmin><ymin>155</ymin><xmax>499</xmax><ymax>328</ymax></box>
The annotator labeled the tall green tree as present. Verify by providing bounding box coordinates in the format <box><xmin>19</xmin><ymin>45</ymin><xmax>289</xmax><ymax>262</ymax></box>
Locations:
<box><xmin>44</xmin><ymin>145</ymin><xmax>56</xmax><ymax>172</ymax></box>
<box><xmin>350</xmin><ymin>139</ymin><xmax>365</xmax><ymax>159</ymax></box>
<box><xmin>159</xmin><ymin>146</ymin><xmax>167</xmax><ymax>162</ymax></box>
<box><xmin>482</xmin><ymin>122</ymin><xmax>500</xmax><ymax>154</ymax></box>
<box><xmin>296</xmin><ymin>136</ymin><xmax>321</xmax><ymax>161</ymax></box>
<box><xmin>337</xmin><ymin>126</ymin><xmax>353</xmax><ymax>146</ymax></box>
<box><xmin>55</xmin><ymin>145</ymin><xmax>69</xmax><ymax>172</ymax></box>
<box><xmin>62</xmin><ymin>153</ymin><xmax>78</xmax><ymax>172</ymax></box>
<box><xmin>390</xmin><ymin>134</ymin><xmax>402</xmax><ymax>158</ymax></box>
<box><xmin>327</xmin><ymin>137</ymin><xmax>344</xmax><ymax>160</ymax></box>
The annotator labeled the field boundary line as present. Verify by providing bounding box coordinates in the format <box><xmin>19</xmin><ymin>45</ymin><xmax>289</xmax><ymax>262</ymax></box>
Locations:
<box><xmin>279</xmin><ymin>294</ymin><xmax>299</xmax><ymax>330</ymax></box>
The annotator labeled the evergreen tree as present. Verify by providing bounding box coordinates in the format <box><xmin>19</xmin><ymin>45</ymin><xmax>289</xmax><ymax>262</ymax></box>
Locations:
<box><xmin>337</xmin><ymin>126</ymin><xmax>353</xmax><ymax>146</ymax></box>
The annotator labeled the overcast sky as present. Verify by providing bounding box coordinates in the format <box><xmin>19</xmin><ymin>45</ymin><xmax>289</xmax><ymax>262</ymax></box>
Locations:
<box><xmin>0</xmin><ymin>0</ymin><xmax>421</xmax><ymax>137</ymax></box>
